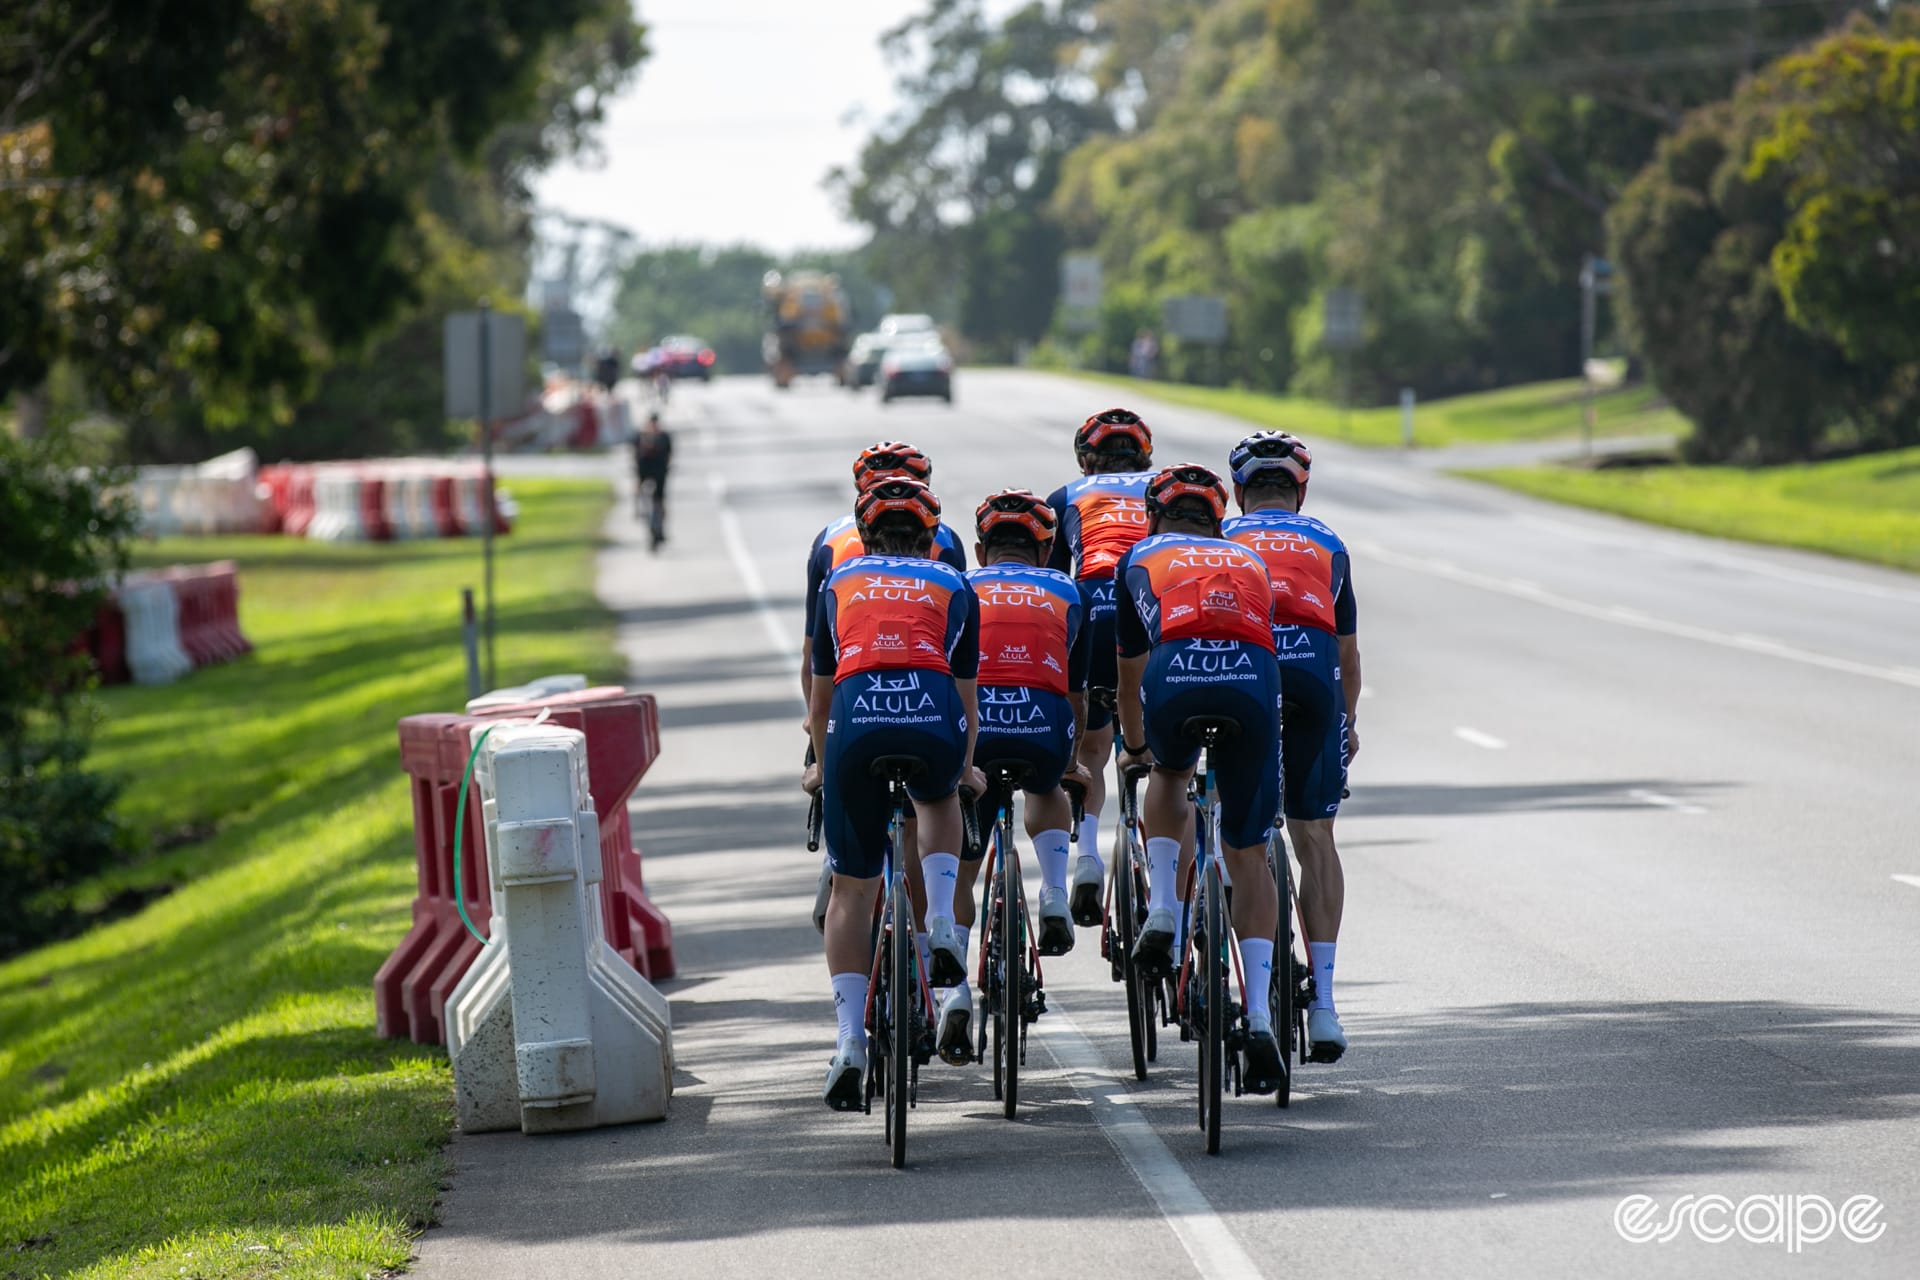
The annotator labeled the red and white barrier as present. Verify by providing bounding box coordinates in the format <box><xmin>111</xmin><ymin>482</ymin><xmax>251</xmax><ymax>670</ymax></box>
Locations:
<box><xmin>93</xmin><ymin>562</ymin><xmax>253</xmax><ymax>686</ymax></box>
<box><xmin>259</xmin><ymin>460</ymin><xmax>511</xmax><ymax>542</ymax></box>
<box><xmin>133</xmin><ymin>448</ymin><xmax>273</xmax><ymax>537</ymax></box>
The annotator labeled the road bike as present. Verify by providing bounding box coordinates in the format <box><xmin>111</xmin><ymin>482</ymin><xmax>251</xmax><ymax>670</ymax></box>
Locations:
<box><xmin>1104</xmin><ymin>760</ymin><xmax>1161</xmax><ymax>1081</ymax></box>
<box><xmin>971</xmin><ymin>760</ymin><xmax>1048</xmax><ymax>1118</ymax></box>
<box><xmin>862</xmin><ymin>756</ymin><xmax>937</xmax><ymax>1168</ymax></box>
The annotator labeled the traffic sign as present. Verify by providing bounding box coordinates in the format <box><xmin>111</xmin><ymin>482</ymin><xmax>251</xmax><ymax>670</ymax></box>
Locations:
<box><xmin>1060</xmin><ymin>254</ymin><xmax>1102</xmax><ymax>335</ymax></box>
<box><xmin>1323</xmin><ymin>288</ymin><xmax>1365</xmax><ymax>351</ymax></box>
<box><xmin>541</xmin><ymin>307</ymin><xmax>586</xmax><ymax>367</ymax></box>
<box><xmin>444</xmin><ymin>310</ymin><xmax>527</xmax><ymax>421</ymax></box>
<box><xmin>1162</xmin><ymin>294</ymin><xmax>1228</xmax><ymax>345</ymax></box>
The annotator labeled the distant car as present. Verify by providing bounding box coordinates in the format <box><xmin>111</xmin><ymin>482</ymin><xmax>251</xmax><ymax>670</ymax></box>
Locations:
<box><xmin>880</xmin><ymin>335</ymin><xmax>954</xmax><ymax>405</ymax></box>
<box><xmin>878</xmin><ymin>313</ymin><xmax>938</xmax><ymax>339</ymax></box>
<box><xmin>655</xmin><ymin>335</ymin><xmax>716</xmax><ymax>381</ymax></box>
<box><xmin>849</xmin><ymin>332</ymin><xmax>888</xmax><ymax>389</ymax></box>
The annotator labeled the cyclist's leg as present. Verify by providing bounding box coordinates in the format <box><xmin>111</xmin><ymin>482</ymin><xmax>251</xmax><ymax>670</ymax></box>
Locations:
<box><xmin>1076</xmin><ymin>583</ymin><xmax>1120</xmax><ymax>855</ymax></box>
<box><xmin>1207</xmin><ymin>654</ymin><xmax>1285</xmax><ymax>1089</ymax></box>
<box><xmin>1134</xmin><ymin>644</ymin><xmax>1204</xmax><ymax>969</ymax></box>
<box><xmin>819</xmin><ymin>689</ymin><xmax>894</xmax><ymax>1103</ymax></box>
<box><xmin>902</xmin><ymin>677</ymin><xmax>971</xmax><ymax>986</ymax></box>
<box><xmin>1278</xmin><ymin>639</ymin><xmax>1349</xmax><ymax>1055</ymax></box>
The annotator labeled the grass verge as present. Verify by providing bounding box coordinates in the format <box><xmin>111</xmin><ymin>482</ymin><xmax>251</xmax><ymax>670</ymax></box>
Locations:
<box><xmin>1</xmin><ymin>477</ymin><xmax>620</xmax><ymax>1280</ymax></box>
<box><xmin>1044</xmin><ymin>369</ymin><xmax>1687</xmax><ymax>449</ymax></box>
<box><xmin>1468</xmin><ymin>449</ymin><xmax>1920</xmax><ymax>572</ymax></box>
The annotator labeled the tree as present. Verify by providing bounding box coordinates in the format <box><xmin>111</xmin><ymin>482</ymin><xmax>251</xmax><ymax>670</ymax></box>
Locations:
<box><xmin>1748</xmin><ymin>18</ymin><xmax>1920</xmax><ymax>368</ymax></box>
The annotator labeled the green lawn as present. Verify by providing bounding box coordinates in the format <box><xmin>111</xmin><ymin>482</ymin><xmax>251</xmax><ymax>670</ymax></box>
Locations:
<box><xmin>1</xmin><ymin>478</ymin><xmax>620</xmax><ymax>1280</ymax></box>
<box><xmin>1470</xmin><ymin>449</ymin><xmax>1920</xmax><ymax>572</ymax></box>
<box><xmin>1049</xmin><ymin>369</ymin><xmax>1687</xmax><ymax>449</ymax></box>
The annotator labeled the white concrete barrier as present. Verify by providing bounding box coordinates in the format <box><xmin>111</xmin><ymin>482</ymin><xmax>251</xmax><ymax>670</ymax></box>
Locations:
<box><xmin>463</xmin><ymin>674</ymin><xmax>590</xmax><ymax>712</ymax></box>
<box><xmin>446</xmin><ymin>721</ymin><xmax>671</xmax><ymax>1134</ymax></box>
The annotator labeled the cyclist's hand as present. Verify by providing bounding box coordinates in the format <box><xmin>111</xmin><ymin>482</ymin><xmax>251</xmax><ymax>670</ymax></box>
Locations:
<box><xmin>802</xmin><ymin>761</ymin><xmax>824</xmax><ymax>796</ymax></box>
<box><xmin>1064</xmin><ymin>761</ymin><xmax>1094</xmax><ymax>789</ymax></box>
<box><xmin>962</xmin><ymin>765</ymin><xmax>988</xmax><ymax>800</ymax></box>
<box><xmin>1346</xmin><ymin>723</ymin><xmax>1361</xmax><ymax>765</ymax></box>
<box><xmin>1118</xmin><ymin>745</ymin><xmax>1154</xmax><ymax>775</ymax></box>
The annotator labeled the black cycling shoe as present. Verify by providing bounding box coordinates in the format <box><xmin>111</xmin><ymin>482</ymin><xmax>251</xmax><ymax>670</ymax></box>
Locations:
<box><xmin>1132</xmin><ymin>909</ymin><xmax>1176</xmax><ymax>978</ymax></box>
<box><xmin>1241</xmin><ymin>1026</ymin><xmax>1287</xmax><ymax>1096</ymax></box>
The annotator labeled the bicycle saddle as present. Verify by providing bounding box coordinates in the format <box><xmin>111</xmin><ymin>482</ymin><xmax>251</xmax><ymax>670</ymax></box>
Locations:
<box><xmin>1182</xmin><ymin>715</ymin><xmax>1242</xmax><ymax>744</ymax></box>
<box><xmin>981</xmin><ymin>758</ymin><xmax>1034</xmax><ymax>788</ymax></box>
<box><xmin>868</xmin><ymin>754</ymin><xmax>929</xmax><ymax>782</ymax></box>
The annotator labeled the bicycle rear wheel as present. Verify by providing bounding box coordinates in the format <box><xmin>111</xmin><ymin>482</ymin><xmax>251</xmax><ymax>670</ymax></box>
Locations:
<box><xmin>1200</xmin><ymin>859</ymin><xmax>1226</xmax><ymax>1156</ymax></box>
<box><xmin>1273</xmin><ymin>836</ymin><xmax>1294</xmax><ymax>1110</ymax></box>
<box><xmin>1114</xmin><ymin>850</ymin><xmax>1149</xmax><ymax>1081</ymax></box>
<box><xmin>889</xmin><ymin>855</ymin><xmax>911</xmax><ymax>1168</ymax></box>
<box><xmin>1001</xmin><ymin>813</ymin><xmax>1023</xmax><ymax>1118</ymax></box>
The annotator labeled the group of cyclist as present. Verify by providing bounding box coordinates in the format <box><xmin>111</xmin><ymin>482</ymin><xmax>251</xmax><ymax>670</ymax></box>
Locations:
<box><xmin>799</xmin><ymin>409</ymin><xmax>1361</xmax><ymax>1113</ymax></box>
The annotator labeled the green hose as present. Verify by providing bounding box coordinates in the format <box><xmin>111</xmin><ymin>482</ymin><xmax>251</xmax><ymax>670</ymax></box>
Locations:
<box><xmin>453</xmin><ymin>725</ymin><xmax>497</xmax><ymax>946</ymax></box>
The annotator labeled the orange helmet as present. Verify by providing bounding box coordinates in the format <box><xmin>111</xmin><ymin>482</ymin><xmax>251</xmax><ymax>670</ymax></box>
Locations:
<box><xmin>855</xmin><ymin>476</ymin><xmax>942</xmax><ymax>535</ymax></box>
<box><xmin>1145</xmin><ymin>463</ymin><xmax>1228</xmax><ymax>522</ymax></box>
<box><xmin>1074</xmin><ymin>408</ymin><xmax>1152</xmax><ymax>460</ymax></box>
<box><xmin>853</xmin><ymin>440</ymin><xmax>933</xmax><ymax>490</ymax></box>
<box><xmin>974</xmin><ymin>488</ymin><xmax>1057</xmax><ymax>543</ymax></box>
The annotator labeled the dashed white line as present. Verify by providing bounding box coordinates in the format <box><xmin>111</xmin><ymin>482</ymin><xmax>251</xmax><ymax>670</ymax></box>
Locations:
<box><xmin>1628</xmin><ymin>788</ymin><xmax>1707</xmax><ymax>815</ymax></box>
<box><xmin>1454</xmin><ymin>726</ymin><xmax>1507</xmax><ymax>750</ymax></box>
<box><xmin>1350</xmin><ymin>539</ymin><xmax>1920</xmax><ymax>692</ymax></box>
<box><xmin>1040</xmin><ymin>1001</ymin><xmax>1262</xmax><ymax>1280</ymax></box>
<box><xmin>1892</xmin><ymin>875</ymin><xmax>1920</xmax><ymax>892</ymax></box>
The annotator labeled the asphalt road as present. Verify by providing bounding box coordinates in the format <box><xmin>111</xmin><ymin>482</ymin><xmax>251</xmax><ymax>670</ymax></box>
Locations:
<box><xmin>425</xmin><ymin>370</ymin><xmax>1920</xmax><ymax>1278</ymax></box>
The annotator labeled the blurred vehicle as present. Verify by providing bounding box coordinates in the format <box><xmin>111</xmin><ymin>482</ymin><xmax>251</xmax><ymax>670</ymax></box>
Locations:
<box><xmin>878</xmin><ymin>313</ymin><xmax>938</xmax><ymax>339</ymax></box>
<box><xmin>762</xmin><ymin>270</ymin><xmax>852</xmax><ymax>388</ymax></box>
<box><xmin>655</xmin><ymin>335</ymin><xmax>715</xmax><ymax>381</ymax></box>
<box><xmin>879</xmin><ymin>334</ymin><xmax>954</xmax><ymax>405</ymax></box>
<box><xmin>848</xmin><ymin>332</ymin><xmax>888</xmax><ymax>389</ymax></box>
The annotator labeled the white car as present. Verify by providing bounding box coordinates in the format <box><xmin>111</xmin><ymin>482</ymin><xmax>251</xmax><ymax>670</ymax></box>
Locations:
<box><xmin>880</xmin><ymin>335</ymin><xmax>954</xmax><ymax>405</ymax></box>
<box><xmin>877</xmin><ymin>313</ymin><xmax>938</xmax><ymax>339</ymax></box>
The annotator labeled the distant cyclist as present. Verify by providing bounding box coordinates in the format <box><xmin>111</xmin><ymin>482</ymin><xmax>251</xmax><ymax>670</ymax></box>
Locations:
<box><xmin>1113</xmin><ymin>463</ymin><xmax>1288</xmax><ymax>1095</ymax></box>
<box><xmin>633</xmin><ymin>411</ymin><xmax>673</xmax><ymax>551</ymax></box>
<box><xmin>801</xmin><ymin>442</ymin><xmax>969</xmax><ymax>703</ymax></box>
<box><xmin>1045</xmin><ymin>408</ymin><xmax>1156</xmax><ymax>929</ymax></box>
<box><xmin>1222</xmin><ymin>431</ymin><xmax>1359</xmax><ymax>1063</ymax></box>
<box><xmin>806</xmin><ymin>478</ymin><xmax>986</xmax><ymax>1109</ymax></box>
<box><xmin>933</xmin><ymin>490</ymin><xmax>1095</xmax><ymax>1062</ymax></box>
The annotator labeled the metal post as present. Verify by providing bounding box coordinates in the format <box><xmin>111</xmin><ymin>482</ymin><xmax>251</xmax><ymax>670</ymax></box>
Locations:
<box><xmin>479</xmin><ymin>299</ymin><xmax>497</xmax><ymax>688</ymax></box>
<box><xmin>1338</xmin><ymin>348</ymin><xmax>1352</xmax><ymax>439</ymax></box>
<box><xmin>1400</xmin><ymin>387</ymin><xmax>1415</xmax><ymax>449</ymax></box>
<box><xmin>461</xmin><ymin>587</ymin><xmax>482</xmax><ymax>700</ymax></box>
<box><xmin>1579</xmin><ymin>255</ymin><xmax>1596</xmax><ymax>460</ymax></box>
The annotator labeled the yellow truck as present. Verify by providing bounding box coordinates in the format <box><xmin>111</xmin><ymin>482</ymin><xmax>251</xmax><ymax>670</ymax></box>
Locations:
<box><xmin>761</xmin><ymin>270</ymin><xmax>851</xmax><ymax>388</ymax></box>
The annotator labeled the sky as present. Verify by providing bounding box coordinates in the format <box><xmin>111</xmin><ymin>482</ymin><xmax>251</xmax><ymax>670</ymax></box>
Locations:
<box><xmin>533</xmin><ymin>0</ymin><xmax>1018</xmax><ymax>256</ymax></box>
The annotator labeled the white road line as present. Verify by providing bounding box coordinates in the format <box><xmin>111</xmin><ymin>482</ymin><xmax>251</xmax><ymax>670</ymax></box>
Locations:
<box><xmin>1040</xmin><ymin>1001</ymin><xmax>1261</xmax><ymax>1280</ymax></box>
<box><xmin>708</xmin><ymin>472</ymin><xmax>803</xmax><ymax>689</ymax></box>
<box><xmin>1350</xmin><ymin>538</ymin><xmax>1920</xmax><ymax>692</ymax></box>
<box><xmin>1454</xmin><ymin>726</ymin><xmax>1507</xmax><ymax>750</ymax></box>
<box><xmin>1628</xmin><ymin>788</ymin><xmax>1707</xmax><ymax>815</ymax></box>
<box><xmin>1892</xmin><ymin>875</ymin><xmax>1920</xmax><ymax>892</ymax></box>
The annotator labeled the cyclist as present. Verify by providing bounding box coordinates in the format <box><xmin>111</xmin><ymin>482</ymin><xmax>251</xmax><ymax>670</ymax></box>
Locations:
<box><xmin>806</xmin><ymin>478</ymin><xmax>986</xmax><ymax>1109</ymax></box>
<box><xmin>1113</xmin><ymin>463</ymin><xmax>1288</xmax><ymax>1095</ymax></box>
<box><xmin>934</xmin><ymin>491</ymin><xmax>1095</xmax><ymax>1062</ymax></box>
<box><xmin>1221</xmin><ymin>431</ymin><xmax>1358</xmax><ymax>1062</ymax></box>
<box><xmin>1045</xmin><ymin>408</ymin><xmax>1156</xmax><ymax>929</ymax></box>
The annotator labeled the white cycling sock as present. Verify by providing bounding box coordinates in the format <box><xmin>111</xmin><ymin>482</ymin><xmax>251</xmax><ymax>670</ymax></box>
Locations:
<box><xmin>1309</xmin><ymin>941</ymin><xmax>1337</xmax><ymax>1011</ymax></box>
<box><xmin>831</xmin><ymin>972</ymin><xmax>868</xmax><ymax>1052</ymax></box>
<box><xmin>1034</xmin><ymin>829</ymin><xmax>1071</xmax><ymax>893</ymax></box>
<box><xmin>922</xmin><ymin>852</ymin><xmax>960</xmax><ymax>922</ymax></box>
<box><xmin>1239</xmin><ymin>937</ymin><xmax>1275</xmax><ymax>1030</ymax></box>
<box><xmin>1077</xmin><ymin>813</ymin><xmax>1103</xmax><ymax>869</ymax></box>
<box><xmin>1147</xmin><ymin>837</ymin><xmax>1180</xmax><ymax>915</ymax></box>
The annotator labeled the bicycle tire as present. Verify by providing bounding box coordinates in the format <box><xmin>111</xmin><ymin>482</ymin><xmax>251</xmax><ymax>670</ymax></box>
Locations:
<box><xmin>1201</xmin><ymin>858</ymin><xmax>1225</xmax><ymax>1156</ymax></box>
<box><xmin>1003</xmin><ymin>807</ymin><xmax>1024</xmax><ymax>1118</ymax></box>
<box><xmin>1115</xmin><ymin>851</ymin><xmax>1148</xmax><ymax>1080</ymax></box>
<box><xmin>890</xmin><ymin>865</ymin><xmax>911</xmax><ymax>1169</ymax></box>
<box><xmin>986</xmin><ymin>833</ymin><xmax>1006</xmax><ymax>1103</ymax></box>
<box><xmin>1273</xmin><ymin>836</ymin><xmax>1294</xmax><ymax>1110</ymax></box>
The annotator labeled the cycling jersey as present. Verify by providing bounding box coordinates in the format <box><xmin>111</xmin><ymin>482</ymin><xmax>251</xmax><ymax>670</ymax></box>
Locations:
<box><xmin>965</xmin><ymin>564</ymin><xmax>1090</xmax><ymax>842</ymax></box>
<box><xmin>815</xmin><ymin>554</ymin><xmax>979</xmax><ymax>880</ymax></box>
<box><xmin>1220</xmin><ymin>511</ymin><xmax>1356</xmax><ymax>639</ymax></box>
<box><xmin>1116</xmin><ymin>534</ymin><xmax>1281</xmax><ymax>850</ymax></box>
<box><xmin>1045</xmin><ymin>471</ymin><xmax>1154</xmax><ymax>724</ymax></box>
<box><xmin>967</xmin><ymin>564</ymin><xmax>1092</xmax><ymax>696</ymax></box>
<box><xmin>814</xmin><ymin>555</ymin><xmax>979</xmax><ymax>683</ymax></box>
<box><xmin>803</xmin><ymin>514</ymin><xmax>968</xmax><ymax>640</ymax></box>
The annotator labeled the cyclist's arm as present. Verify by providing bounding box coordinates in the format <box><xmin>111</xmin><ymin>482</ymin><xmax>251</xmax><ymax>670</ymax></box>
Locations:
<box><xmin>1068</xmin><ymin>691</ymin><xmax>1088</xmax><ymax>758</ymax></box>
<box><xmin>1113</xmin><ymin>558</ymin><xmax>1150</xmax><ymax>752</ymax></box>
<box><xmin>956</xmin><ymin>678</ymin><xmax>980</xmax><ymax>765</ymax></box>
<box><xmin>1116</xmin><ymin>655</ymin><xmax>1148</xmax><ymax>751</ymax></box>
<box><xmin>801</xmin><ymin>543</ymin><xmax>827</xmax><ymax>701</ymax></box>
<box><xmin>1334</xmin><ymin>552</ymin><xmax>1360</xmax><ymax>726</ymax></box>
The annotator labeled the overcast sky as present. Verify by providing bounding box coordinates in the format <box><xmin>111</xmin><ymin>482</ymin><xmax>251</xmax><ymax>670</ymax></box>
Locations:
<box><xmin>533</xmin><ymin>0</ymin><xmax>1019</xmax><ymax>255</ymax></box>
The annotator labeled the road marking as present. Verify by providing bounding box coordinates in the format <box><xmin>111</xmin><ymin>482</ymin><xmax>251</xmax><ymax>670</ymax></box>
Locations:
<box><xmin>1629</xmin><ymin>788</ymin><xmax>1707</xmax><ymax>815</ymax></box>
<box><xmin>1454</xmin><ymin>726</ymin><xmax>1507</xmax><ymax>750</ymax></box>
<box><xmin>1892</xmin><ymin>875</ymin><xmax>1920</xmax><ymax>892</ymax></box>
<box><xmin>1350</xmin><ymin>539</ymin><xmax>1920</xmax><ymax>692</ymax></box>
<box><xmin>1040</xmin><ymin>1002</ymin><xmax>1261</xmax><ymax>1280</ymax></box>
<box><xmin>708</xmin><ymin>472</ymin><xmax>803</xmax><ymax>689</ymax></box>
